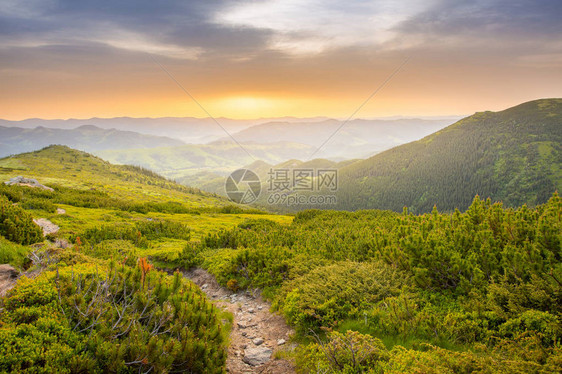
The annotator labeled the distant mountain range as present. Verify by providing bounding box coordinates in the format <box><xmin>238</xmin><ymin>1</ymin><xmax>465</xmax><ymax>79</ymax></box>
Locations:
<box><xmin>0</xmin><ymin>116</ymin><xmax>329</xmax><ymax>144</ymax></box>
<box><xmin>0</xmin><ymin>99</ymin><xmax>559</xmax><ymax>213</ymax></box>
<box><xmin>0</xmin><ymin>115</ymin><xmax>457</xmax><ymax>186</ymax></box>
<box><xmin>223</xmin><ymin>118</ymin><xmax>459</xmax><ymax>159</ymax></box>
<box><xmin>188</xmin><ymin>158</ymin><xmax>362</xmax><ymax>196</ymax></box>
<box><xmin>0</xmin><ymin>125</ymin><xmax>185</xmax><ymax>157</ymax></box>
<box><xmin>331</xmin><ymin>99</ymin><xmax>562</xmax><ymax>213</ymax></box>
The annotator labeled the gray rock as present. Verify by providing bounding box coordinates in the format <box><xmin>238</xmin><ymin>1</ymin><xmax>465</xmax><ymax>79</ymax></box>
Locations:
<box><xmin>243</xmin><ymin>346</ymin><xmax>272</xmax><ymax>366</ymax></box>
<box><xmin>237</xmin><ymin>321</ymin><xmax>257</xmax><ymax>329</ymax></box>
<box><xmin>252</xmin><ymin>337</ymin><xmax>264</xmax><ymax>346</ymax></box>
<box><xmin>5</xmin><ymin>176</ymin><xmax>54</xmax><ymax>191</ymax></box>
<box><xmin>248</xmin><ymin>308</ymin><xmax>255</xmax><ymax>314</ymax></box>
<box><xmin>33</xmin><ymin>218</ymin><xmax>59</xmax><ymax>236</ymax></box>
<box><xmin>277</xmin><ymin>339</ymin><xmax>286</xmax><ymax>346</ymax></box>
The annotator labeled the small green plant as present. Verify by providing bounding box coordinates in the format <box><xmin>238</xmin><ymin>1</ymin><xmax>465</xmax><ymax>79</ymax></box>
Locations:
<box><xmin>0</xmin><ymin>195</ymin><xmax>43</xmax><ymax>245</ymax></box>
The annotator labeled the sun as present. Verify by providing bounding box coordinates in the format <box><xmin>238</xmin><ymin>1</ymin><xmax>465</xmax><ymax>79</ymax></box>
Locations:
<box><xmin>212</xmin><ymin>96</ymin><xmax>284</xmax><ymax>118</ymax></box>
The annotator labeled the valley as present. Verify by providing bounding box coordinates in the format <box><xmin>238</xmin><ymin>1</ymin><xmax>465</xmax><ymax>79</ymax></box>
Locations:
<box><xmin>0</xmin><ymin>100</ymin><xmax>561</xmax><ymax>373</ymax></box>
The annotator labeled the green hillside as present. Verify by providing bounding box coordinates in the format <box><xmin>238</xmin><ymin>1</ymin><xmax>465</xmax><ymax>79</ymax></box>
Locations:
<box><xmin>0</xmin><ymin>145</ymin><xmax>226</xmax><ymax>208</ymax></box>
<box><xmin>336</xmin><ymin>99</ymin><xmax>562</xmax><ymax>213</ymax></box>
<box><xmin>0</xmin><ymin>146</ymin><xmax>292</xmax><ymax>372</ymax></box>
<box><xmin>189</xmin><ymin>193</ymin><xmax>562</xmax><ymax>372</ymax></box>
<box><xmin>0</xmin><ymin>145</ymin><xmax>291</xmax><ymax>257</ymax></box>
<box><xmin>1</xmin><ymin>143</ymin><xmax>561</xmax><ymax>372</ymax></box>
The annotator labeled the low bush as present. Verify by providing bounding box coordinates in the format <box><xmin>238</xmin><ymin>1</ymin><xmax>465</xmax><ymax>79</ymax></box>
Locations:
<box><xmin>280</xmin><ymin>261</ymin><xmax>407</xmax><ymax>333</ymax></box>
<box><xmin>0</xmin><ymin>195</ymin><xmax>43</xmax><ymax>245</ymax></box>
<box><xmin>296</xmin><ymin>330</ymin><xmax>390</xmax><ymax>373</ymax></box>
<box><xmin>0</xmin><ymin>257</ymin><xmax>227</xmax><ymax>373</ymax></box>
<box><xmin>136</xmin><ymin>219</ymin><xmax>191</xmax><ymax>240</ymax></box>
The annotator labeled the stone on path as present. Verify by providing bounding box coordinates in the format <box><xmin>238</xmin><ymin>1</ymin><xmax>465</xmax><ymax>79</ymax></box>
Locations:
<box><xmin>242</xmin><ymin>346</ymin><xmax>272</xmax><ymax>366</ymax></box>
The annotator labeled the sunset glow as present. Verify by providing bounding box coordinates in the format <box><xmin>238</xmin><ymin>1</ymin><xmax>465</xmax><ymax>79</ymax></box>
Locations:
<box><xmin>1</xmin><ymin>0</ymin><xmax>561</xmax><ymax>120</ymax></box>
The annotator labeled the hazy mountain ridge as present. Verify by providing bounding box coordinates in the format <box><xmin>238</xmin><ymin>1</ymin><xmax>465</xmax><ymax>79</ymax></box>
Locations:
<box><xmin>224</xmin><ymin>117</ymin><xmax>459</xmax><ymax>159</ymax></box>
<box><xmin>0</xmin><ymin>116</ymin><xmax>330</xmax><ymax>144</ymax></box>
<box><xmin>0</xmin><ymin>125</ymin><xmax>186</xmax><ymax>157</ymax></box>
<box><xmin>186</xmin><ymin>157</ymin><xmax>362</xmax><ymax>197</ymax></box>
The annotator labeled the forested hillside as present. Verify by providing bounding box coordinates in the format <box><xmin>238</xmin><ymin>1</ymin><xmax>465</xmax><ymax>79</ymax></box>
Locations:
<box><xmin>335</xmin><ymin>99</ymin><xmax>562</xmax><ymax>213</ymax></box>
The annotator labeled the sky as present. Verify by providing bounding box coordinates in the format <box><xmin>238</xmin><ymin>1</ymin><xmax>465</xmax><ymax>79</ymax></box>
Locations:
<box><xmin>1</xmin><ymin>0</ymin><xmax>562</xmax><ymax>120</ymax></box>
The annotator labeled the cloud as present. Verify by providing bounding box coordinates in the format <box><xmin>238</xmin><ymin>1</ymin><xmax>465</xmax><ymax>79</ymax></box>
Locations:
<box><xmin>395</xmin><ymin>0</ymin><xmax>562</xmax><ymax>44</ymax></box>
<box><xmin>1</xmin><ymin>0</ymin><xmax>560</xmax><ymax>60</ymax></box>
<box><xmin>0</xmin><ymin>0</ymin><xmax>272</xmax><ymax>59</ymax></box>
<box><xmin>214</xmin><ymin>0</ymin><xmax>436</xmax><ymax>54</ymax></box>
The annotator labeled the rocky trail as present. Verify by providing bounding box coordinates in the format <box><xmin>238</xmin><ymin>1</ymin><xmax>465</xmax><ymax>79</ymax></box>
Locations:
<box><xmin>184</xmin><ymin>268</ymin><xmax>296</xmax><ymax>374</ymax></box>
<box><xmin>0</xmin><ymin>264</ymin><xmax>19</xmax><ymax>297</ymax></box>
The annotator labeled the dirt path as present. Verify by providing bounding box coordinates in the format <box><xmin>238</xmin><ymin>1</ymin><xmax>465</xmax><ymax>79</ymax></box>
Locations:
<box><xmin>0</xmin><ymin>264</ymin><xmax>19</xmax><ymax>297</ymax></box>
<box><xmin>184</xmin><ymin>268</ymin><xmax>296</xmax><ymax>374</ymax></box>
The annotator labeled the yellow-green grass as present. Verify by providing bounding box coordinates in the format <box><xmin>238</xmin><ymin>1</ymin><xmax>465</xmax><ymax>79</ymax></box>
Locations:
<box><xmin>0</xmin><ymin>146</ymin><xmax>229</xmax><ymax>208</ymax></box>
<box><xmin>49</xmin><ymin>204</ymin><xmax>292</xmax><ymax>239</ymax></box>
<box><xmin>40</xmin><ymin>203</ymin><xmax>292</xmax><ymax>267</ymax></box>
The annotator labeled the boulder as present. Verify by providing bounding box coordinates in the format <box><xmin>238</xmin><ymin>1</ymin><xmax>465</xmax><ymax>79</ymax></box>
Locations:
<box><xmin>5</xmin><ymin>176</ymin><xmax>54</xmax><ymax>191</ymax></box>
<box><xmin>242</xmin><ymin>346</ymin><xmax>272</xmax><ymax>366</ymax></box>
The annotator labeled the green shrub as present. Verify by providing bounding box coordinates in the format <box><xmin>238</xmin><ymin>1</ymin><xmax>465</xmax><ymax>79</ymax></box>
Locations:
<box><xmin>280</xmin><ymin>261</ymin><xmax>407</xmax><ymax>333</ymax></box>
<box><xmin>296</xmin><ymin>330</ymin><xmax>390</xmax><ymax>374</ymax></box>
<box><xmin>20</xmin><ymin>197</ymin><xmax>57</xmax><ymax>213</ymax></box>
<box><xmin>136</xmin><ymin>219</ymin><xmax>191</xmax><ymax>240</ymax></box>
<box><xmin>87</xmin><ymin>239</ymin><xmax>138</xmax><ymax>266</ymax></box>
<box><xmin>0</xmin><ymin>236</ymin><xmax>30</xmax><ymax>268</ymax></box>
<box><xmin>80</xmin><ymin>224</ymin><xmax>148</xmax><ymax>248</ymax></box>
<box><xmin>0</xmin><ymin>196</ymin><xmax>43</xmax><ymax>245</ymax></box>
<box><xmin>0</xmin><ymin>261</ymin><xmax>227</xmax><ymax>373</ymax></box>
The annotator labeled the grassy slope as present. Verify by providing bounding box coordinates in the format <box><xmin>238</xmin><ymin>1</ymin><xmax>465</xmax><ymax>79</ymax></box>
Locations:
<box><xmin>0</xmin><ymin>145</ymin><xmax>292</xmax><ymax>268</ymax></box>
<box><xmin>336</xmin><ymin>98</ymin><xmax>562</xmax><ymax>213</ymax></box>
<box><xmin>0</xmin><ymin>145</ymin><xmax>226</xmax><ymax>208</ymax></box>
